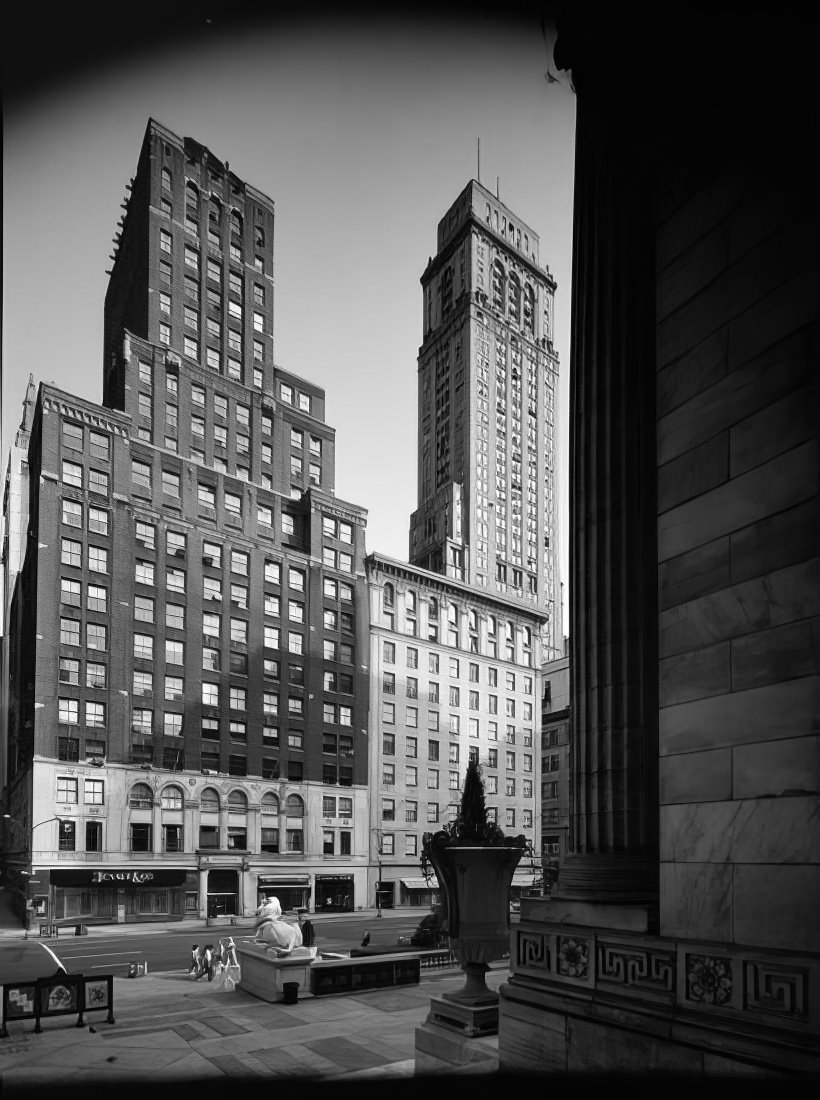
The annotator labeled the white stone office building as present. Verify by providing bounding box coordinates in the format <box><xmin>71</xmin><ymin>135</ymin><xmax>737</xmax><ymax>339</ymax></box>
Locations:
<box><xmin>365</xmin><ymin>552</ymin><xmax>546</xmax><ymax>908</ymax></box>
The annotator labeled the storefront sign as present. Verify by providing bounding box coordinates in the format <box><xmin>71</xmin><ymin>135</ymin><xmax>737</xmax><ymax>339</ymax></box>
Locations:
<box><xmin>51</xmin><ymin>869</ymin><xmax>188</xmax><ymax>888</ymax></box>
<box><xmin>91</xmin><ymin>871</ymin><xmax>154</xmax><ymax>884</ymax></box>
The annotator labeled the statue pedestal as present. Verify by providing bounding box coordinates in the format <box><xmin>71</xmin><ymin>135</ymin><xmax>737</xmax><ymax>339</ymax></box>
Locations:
<box><xmin>415</xmin><ymin>997</ymin><xmax>499</xmax><ymax>1076</ymax></box>
<box><xmin>428</xmin><ymin>993</ymin><xmax>498</xmax><ymax>1036</ymax></box>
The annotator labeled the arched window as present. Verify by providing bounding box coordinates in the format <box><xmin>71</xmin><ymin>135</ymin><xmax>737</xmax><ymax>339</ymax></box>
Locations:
<box><xmin>228</xmin><ymin>790</ymin><xmax>247</xmax><ymax>812</ymax></box>
<box><xmin>508</xmin><ymin>273</ymin><xmax>521</xmax><ymax>322</ymax></box>
<box><xmin>209</xmin><ymin>197</ymin><xmax>222</xmax><ymax>239</ymax></box>
<box><xmin>185</xmin><ymin>182</ymin><xmax>199</xmax><ymax>227</ymax></box>
<box><xmin>448</xmin><ymin>602</ymin><xmax>459</xmax><ymax>646</ymax></box>
<box><xmin>261</xmin><ymin>793</ymin><xmax>279</xmax><ymax>853</ymax></box>
<box><xmin>440</xmin><ymin>267</ymin><xmax>453</xmax><ymax>317</ymax></box>
<box><xmin>405</xmin><ymin>589</ymin><xmax>417</xmax><ymax>614</ymax></box>
<box><xmin>161</xmin><ymin>168</ymin><xmax>172</xmax><ymax>191</ymax></box>
<box><xmin>492</xmin><ymin>260</ymin><xmax>505</xmax><ymax>310</ymax></box>
<box><xmin>160</xmin><ymin>784</ymin><xmax>184</xmax><ymax>811</ymax></box>
<box><xmin>468</xmin><ymin>609</ymin><xmax>478</xmax><ymax>632</ymax></box>
<box><xmin>383</xmin><ymin>583</ymin><xmax>394</xmax><ymax>610</ymax></box>
<box><xmin>201</xmin><ymin>787</ymin><xmax>220</xmax><ymax>813</ymax></box>
<box><xmin>428</xmin><ymin>596</ymin><xmax>439</xmax><ymax>620</ymax></box>
<box><xmin>230</xmin><ymin>209</ymin><xmax>243</xmax><ymax>237</ymax></box>
<box><xmin>286</xmin><ymin>794</ymin><xmax>304</xmax><ymax>818</ymax></box>
<box><xmin>523</xmin><ymin>284</ymin><xmax>535</xmax><ymax>333</ymax></box>
<box><xmin>485</xmin><ymin>203</ymin><xmax>492</xmax><ymax>223</ymax></box>
<box><xmin>129</xmin><ymin>782</ymin><xmax>153</xmax><ymax>809</ymax></box>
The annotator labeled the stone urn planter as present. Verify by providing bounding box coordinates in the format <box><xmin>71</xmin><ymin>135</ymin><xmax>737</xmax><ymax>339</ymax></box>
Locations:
<box><xmin>421</xmin><ymin>760</ymin><xmax>528</xmax><ymax>1006</ymax></box>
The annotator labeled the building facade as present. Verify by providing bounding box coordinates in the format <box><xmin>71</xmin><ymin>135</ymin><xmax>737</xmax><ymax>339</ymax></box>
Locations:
<box><xmin>539</xmin><ymin>650</ymin><xmax>570</xmax><ymax>887</ymax></box>
<box><xmin>2</xmin><ymin>119</ymin><xmax>371</xmax><ymax>924</ymax></box>
<box><xmin>408</xmin><ymin>181</ymin><xmax>562</xmax><ymax>657</ymax></box>
<box><xmin>365</xmin><ymin>553</ymin><xmax>546</xmax><ymax>907</ymax></box>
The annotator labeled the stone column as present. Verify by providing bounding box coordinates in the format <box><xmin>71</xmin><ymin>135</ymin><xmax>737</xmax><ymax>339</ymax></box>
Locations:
<box><xmin>555</xmin><ymin>42</ymin><xmax>659</xmax><ymax>912</ymax></box>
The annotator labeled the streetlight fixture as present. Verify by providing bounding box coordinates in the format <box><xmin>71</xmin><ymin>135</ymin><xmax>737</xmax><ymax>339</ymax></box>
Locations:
<box><xmin>3</xmin><ymin>814</ymin><xmax>60</xmax><ymax>937</ymax></box>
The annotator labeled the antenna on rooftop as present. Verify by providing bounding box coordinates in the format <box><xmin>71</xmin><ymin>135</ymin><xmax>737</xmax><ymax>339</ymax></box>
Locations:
<box><xmin>496</xmin><ymin>176</ymin><xmax>500</xmax><ymax>200</ymax></box>
<box><xmin>477</xmin><ymin>138</ymin><xmax>481</xmax><ymax>183</ymax></box>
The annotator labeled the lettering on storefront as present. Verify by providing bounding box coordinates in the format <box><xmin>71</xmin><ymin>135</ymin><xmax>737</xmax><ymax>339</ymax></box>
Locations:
<box><xmin>91</xmin><ymin>871</ymin><xmax>155</xmax><ymax>885</ymax></box>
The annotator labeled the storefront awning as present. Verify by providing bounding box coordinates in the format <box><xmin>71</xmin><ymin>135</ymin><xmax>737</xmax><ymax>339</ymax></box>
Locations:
<box><xmin>257</xmin><ymin>875</ymin><xmax>311</xmax><ymax>886</ymax></box>
<box><xmin>401</xmin><ymin>877</ymin><xmax>438</xmax><ymax>890</ymax></box>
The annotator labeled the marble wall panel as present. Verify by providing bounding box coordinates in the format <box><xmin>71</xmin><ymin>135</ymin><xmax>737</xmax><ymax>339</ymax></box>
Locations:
<box><xmin>660</xmin><ymin>797</ymin><xmax>819</xmax><ymax>864</ymax></box>
<box><xmin>657</xmin><ymin>221</ymin><xmax>729</xmax><ymax>321</ymax></box>
<box><xmin>658</xmin><ymin>439</ymin><xmax>818</xmax><ymax>561</ymax></box>
<box><xmin>659</xmin><ymin>559</ymin><xmax>819</xmax><ymax>657</ymax></box>
<box><xmin>733</xmin><ymin>864</ymin><xmax>820</xmax><ymax>953</ymax></box>
<box><xmin>567</xmin><ymin>1016</ymin><xmax>703</xmax><ymax>1074</ymax></box>
<box><xmin>658</xmin><ymin>327</ymin><xmax>812</xmax><ymax>463</ymax></box>
<box><xmin>730</xmin><ymin>499</ymin><xmax>819</xmax><ymax>587</ymax></box>
<box><xmin>658</xmin><ymin>433</ymin><xmax>728</xmax><ymax>514</ymax></box>
<box><xmin>659</xmin><ymin>748</ymin><xmax>732</xmax><ymax>805</ymax></box>
<box><xmin>659</xmin><ymin>675</ymin><xmax>819</xmax><ymax>755</ymax></box>
<box><xmin>659</xmin><ymin>861</ymin><xmax>732</xmax><ymax>942</ymax></box>
<box><xmin>659</xmin><ymin>642</ymin><xmax>730</xmax><ymax>706</ymax></box>
<box><xmin>657</xmin><ymin>328</ymin><xmax>728</xmax><ymax>415</ymax></box>
<box><xmin>659</xmin><ymin>536</ymin><xmax>730</xmax><ymax>612</ymax></box>
<box><xmin>726</xmin><ymin>183</ymin><xmax>796</xmax><ymax>266</ymax></box>
<box><xmin>727</xmin><ymin>270</ymin><xmax>819</xmax><ymax>372</ymax></box>
<box><xmin>730</xmin><ymin>387</ymin><xmax>817</xmax><ymax>479</ymax></box>
<box><xmin>658</xmin><ymin>218</ymin><xmax>814</xmax><ymax>367</ymax></box>
<box><xmin>731</xmin><ymin>618</ymin><xmax>820</xmax><ymax>692</ymax></box>
<box><xmin>733</xmin><ymin>736</ymin><xmax>820</xmax><ymax>799</ymax></box>
<box><xmin>656</xmin><ymin>170</ymin><xmax>745</xmax><ymax>267</ymax></box>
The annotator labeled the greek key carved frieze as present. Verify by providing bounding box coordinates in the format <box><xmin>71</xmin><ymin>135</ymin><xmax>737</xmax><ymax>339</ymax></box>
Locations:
<box><xmin>745</xmin><ymin>961</ymin><xmax>808</xmax><ymax>1019</ymax></box>
<box><xmin>516</xmin><ymin>930</ymin><xmax>549</xmax><ymax>971</ymax></box>
<box><xmin>597</xmin><ymin>943</ymin><xmax>676</xmax><ymax>993</ymax></box>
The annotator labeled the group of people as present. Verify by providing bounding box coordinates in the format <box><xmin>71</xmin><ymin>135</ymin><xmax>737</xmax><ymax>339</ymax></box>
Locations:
<box><xmin>186</xmin><ymin>896</ymin><xmax>318</xmax><ymax>981</ymax></box>
<box><xmin>187</xmin><ymin>937</ymin><xmax>241</xmax><ymax>987</ymax></box>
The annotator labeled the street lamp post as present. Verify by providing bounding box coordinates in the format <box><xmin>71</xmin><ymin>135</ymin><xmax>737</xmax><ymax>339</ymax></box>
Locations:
<box><xmin>3</xmin><ymin>814</ymin><xmax>60</xmax><ymax>937</ymax></box>
<box><xmin>377</xmin><ymin>856</ymin><xmax>383</xmax><ymax>919</ymax></box>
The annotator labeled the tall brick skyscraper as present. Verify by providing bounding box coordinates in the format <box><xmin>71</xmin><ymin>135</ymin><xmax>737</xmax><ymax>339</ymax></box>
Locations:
<box><xmin>2</xmin><ymin>120</ymin><xmax>370</xmax><ymax>924</ymax></box>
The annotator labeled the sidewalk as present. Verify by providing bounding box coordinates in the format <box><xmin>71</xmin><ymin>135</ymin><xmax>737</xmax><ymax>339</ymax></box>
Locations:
<box><xmin>0</xmin><ymin>947</ymin><xmax>508</xmax><ymax>1091</ymax></box>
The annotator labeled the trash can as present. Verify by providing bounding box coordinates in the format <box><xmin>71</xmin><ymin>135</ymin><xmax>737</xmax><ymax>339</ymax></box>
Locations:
<box><xmin>282</xmin><ymin>982</ymin><xmax>299</xmax><ymax>1004</ymax></box>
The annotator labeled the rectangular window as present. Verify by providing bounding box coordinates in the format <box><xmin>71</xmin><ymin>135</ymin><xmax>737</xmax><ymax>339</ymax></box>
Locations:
<box><xmin>88</xmin><ymin>505</ymin><xmax>108</xmax><ymax>534</ymax></box>
<box><xmin>132</xmin><ymin>460</ymin><xmax>152</xmax><ymax>489</ymax></box>
<box><xmin>84</xmin><ymin>778</ymin><xmax>105</xmax><ymax>805</ymax></box>
<box><xmin>61</xmin><ymin>538</ymin><xmax>82</xmax><ymax>567</ymax></box>
<box><xmin>62</xmin><ymin>500</ymin><xmax>82</xmax><ymax>528</ymax></box>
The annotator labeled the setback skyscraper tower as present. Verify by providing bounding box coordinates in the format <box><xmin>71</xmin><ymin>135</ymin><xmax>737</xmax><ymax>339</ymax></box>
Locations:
<box><xmin>1</xmin><ymin>119</ymin><xmax>370</xmax><ymax>924</ymax></box>
<box><xmin>409</xmin><ymin>181</ymin><xmax>561</xmax><ymax>657</ymax></box>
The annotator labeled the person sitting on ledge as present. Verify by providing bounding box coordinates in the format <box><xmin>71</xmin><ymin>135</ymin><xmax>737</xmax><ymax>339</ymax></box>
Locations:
<box><xmin>254</xmin><ymin>896</ymin><xmax>303</xmax><ymax>956</ymax></box>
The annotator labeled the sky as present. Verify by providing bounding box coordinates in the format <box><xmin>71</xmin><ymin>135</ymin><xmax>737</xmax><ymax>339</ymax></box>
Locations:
<box><xmin>2</xmin><ymin>5</ymin><xmax>576</xmax><ymax>634</ymax></box>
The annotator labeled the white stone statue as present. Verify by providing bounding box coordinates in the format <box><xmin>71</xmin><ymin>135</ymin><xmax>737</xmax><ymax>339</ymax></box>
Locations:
<box><xmin>253</xmin><ymin>896</ymin><xmax>303</xmax><ymax>956</ymax></box>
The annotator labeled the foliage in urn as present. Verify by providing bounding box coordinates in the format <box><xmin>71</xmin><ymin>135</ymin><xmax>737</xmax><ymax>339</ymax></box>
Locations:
<box><xmin>421</xmin><ymin>759</ymin><xmax>528</xmax><ymax>878</ymax></box>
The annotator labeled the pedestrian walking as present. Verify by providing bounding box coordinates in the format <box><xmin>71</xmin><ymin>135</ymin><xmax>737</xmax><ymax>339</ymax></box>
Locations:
<box><xmin>187</xmin><ymin>944</ymin><xmax>200</xmax><ymax>974</ymax></box>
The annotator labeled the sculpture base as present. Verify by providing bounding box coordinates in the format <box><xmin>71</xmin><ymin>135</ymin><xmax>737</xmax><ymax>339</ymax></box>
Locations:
<box><xmin>415</xmin><ymin>1017</ymin><xmax>498</xmax><ymax>1076</ymax></box>
<box><xmin>427</xmin><ymin>994</ymin><xmax>499</xmax><ymax>1037</ymax></box>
